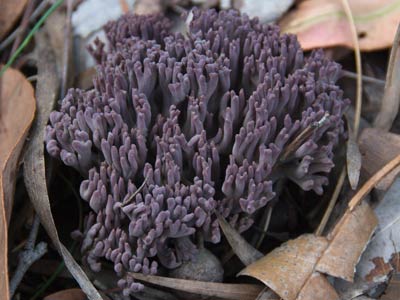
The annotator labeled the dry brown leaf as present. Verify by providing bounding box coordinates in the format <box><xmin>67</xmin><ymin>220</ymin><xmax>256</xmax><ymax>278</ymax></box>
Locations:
<box><xmin>0</xmin><ymin>67</ymin><xmax>36</xmax><ymax>300</ymax></box>
<box><xmin>0</xmin><ymin>0</ymin><xmax>28</xmax><ymax>39</ymax></box>
<box><xmin>279</xmin><ymin>0</ymin><xmax>400</xmax><ymax>51</ymax></box>
<box><xmin>217</xmin><ymin>213</ymin><xmax>263</xmax><ymax>266</ymax></box>
<box><xmin>44</xmin><ymin>289</ymin><xmax>87</xmax><ymax>300</ymax></box>
<box><xmin>130</xmin><ymin>273</ymin><xmax>264</xmax><ymax>300</ymax></box>
<box><xmin>238</xmin><ymin>154</ymin><xmax>400</xmax><ymax>300</ymax></box>
<box><xmin>348</xmin><ymin>153</ymin><xmax>400</xmax><ymax>210</ymax></box>
<box><xmin>316</xmin><ymin>202</ymin><xmax>378</xmax><ymax>281</ymax></box>
<box><xmin>239</xmin><ymin>235</ymin><xmax>338</xmax><ymax>300</ymax></box>
<box><xmin>359</xmin><ymin>128</ymin><xmax>400</xmax><ymax>191</ymax></box>
<box><xmin>23</xmin><ymin>32</ymin><xmax>103</xmax><ymax>300</ymax></box>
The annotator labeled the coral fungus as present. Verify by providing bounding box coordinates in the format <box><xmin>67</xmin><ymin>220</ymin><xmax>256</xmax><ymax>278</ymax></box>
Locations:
<box><xmin>45</xmin><ymin>9</ymin><xmax>348</xmax><ymax>295</ymax></box>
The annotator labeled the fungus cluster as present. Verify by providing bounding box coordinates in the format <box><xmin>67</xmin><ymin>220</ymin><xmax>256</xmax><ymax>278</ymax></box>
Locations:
<box><xmin>45</xmin><ymin>9</ymin><xmax>348</xmax><ymax>295</ymax></box>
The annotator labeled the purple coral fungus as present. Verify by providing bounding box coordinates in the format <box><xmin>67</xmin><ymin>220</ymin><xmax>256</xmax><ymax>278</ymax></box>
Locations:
<box><xmin>45</xmin><ymin>8</ymin><xmax>348</xmax><ymax>295</ymax></box>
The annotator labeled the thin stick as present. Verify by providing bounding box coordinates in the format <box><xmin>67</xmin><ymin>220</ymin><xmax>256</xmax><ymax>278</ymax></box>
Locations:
<box><xmin>0</xmin><ymin>0</ymin><xmax>49</xmax><ymax>51</ymax></box>
<box><xmin>9</xmin><ymin>215</ymin><xmax>47</xmax><ymax>298</ymax></box>
<box><xmin>341</xmin><ymin>0</ymin><xmax>362</xmax><ymax>135</ymax></box>
<box><xmin>10</xmin><ymin>0</ymin><xmax>37</xmax><ymax>56</ymax></box>
<box><xmin>315</xmin><ymin>168</ymin><xmax>346</xmax><ymax>236</ymax></box>
<box><xmin>61</xmin><ymin>0</ymin><xmax>74</xmax><ymax>98</ymax></box>
<box><xmin>0</xmin><ymin>0</ymin><xmax>64</xmax><ymax>77</ymax></box>
<box><xmin>121</xmin><ymin>177</ymin><xmax>148</xmax><ymax>206</ymax></box>
<box><xmin>348</xmin><ymin>153</ymin><xmax>400</xmax><ymax>211</ymax></box>
<box><xmin>341</xmin><ymin>70</ymin><xmax>385</xmax><ymax>86</ymax></box>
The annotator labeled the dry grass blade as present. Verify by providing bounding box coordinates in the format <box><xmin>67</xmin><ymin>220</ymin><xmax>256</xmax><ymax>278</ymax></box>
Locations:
<box><xmin>374</xmin><ymin>23</ymin><xmax>400</xmax><ymax>130</ymax></box>
<box><xmin>315</xmin><ymin>168</ymin><xmax>346</xmax><ymax>236</ymax></box>
<box><xmin>129</xmin><ymin>273</ymin><xmax>264</xmax><ymax>300</ymax></box>
<box><xmin>348</xmin><ymin>153</ymin><xmax>400</xmax><ymax>210</ymax></box>
<box><xmin>0</xmin><ymin>66</ymin><xmax>36</xmax><ymax>300</ymax></box>
<box><xmin>346</xmin><ymin>128</ymin><xmax>362</xmax><ymax>190</ymax></box>
<box><xmin>217</xmin><ymin>213</ymin><xmax>263</xmax><ymax>266</ymax></box>
<box><xmin>23</xmin><ymin>32</ymin><xmax>103</xmax><ymax>300</ymax></box>
<box><xmin>341</xmin><ymin>0</ymin><xmax>362</xmax><ymax>135</ymax></box>
<box><xmin>0</xmin><ymin>0</ymin><xmax>28</xmax><ymax>40</ymax></box>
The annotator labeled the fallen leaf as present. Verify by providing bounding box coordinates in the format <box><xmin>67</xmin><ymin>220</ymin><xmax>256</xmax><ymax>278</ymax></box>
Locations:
<box><xmin>0</xmin><ymin>67</ymin><xmax>36</xmax><ymax>300</ymax></box>
<box><xmin>355</xmin><ymin>178</ymin><xmax>400</xmax><ymax>287</ymax></box>
<box><xmin>239</xmin><ymin>234</ymin><xmax>335</xmax><ymax>300</ymax></box>
<box><xmin>44</xmin><ymin>289</ymin><xmax>87</xmax><ymax>300</ymax></box>
<box><xmin>0</xmin><ymin>0</ymin><xmax>28</xmax><ymax>39</ymax></box>
<box><xmin>217</xmin><ymin>213</ymin><xmax>263</xmax><ymax>266</ymax></box>
<box><xmin>279</xmin><ymin>0</ymin><xmax>400</xmax><ymax>51</ymax></box>
<box><xmin>23</xmin><ymin>32</ymin><xmax>103</xmax><ymax>300</ymax></box>
<box><xmin>359</xmin><ymin>129</ymin><xmax>400</xmax><ymax>192</ymax></box>
<box><xmin>130</xmin><ymin>273</ymin><xmax>264</xmax><ymax>300</ymax></box>
<box><xmin>316</xmin><ymin>202</ymin><xmax>378</xmax><ymax>281</ymax></box>
<box><xmin>238</xmin><ymin>152</ymin><xmax>400</xmax><ymax>300</ymax></box>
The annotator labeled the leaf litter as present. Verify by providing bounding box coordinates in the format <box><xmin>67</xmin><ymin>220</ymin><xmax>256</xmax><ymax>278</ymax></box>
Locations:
<box><xmin>2</xmin><ymin>0</ymin><xmax>400</xmax><ymax>299</ymax></box>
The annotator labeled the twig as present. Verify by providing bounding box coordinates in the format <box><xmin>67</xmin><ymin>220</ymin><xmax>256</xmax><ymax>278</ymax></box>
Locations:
<box><xmin>255</xmin><ymin>203</ymin><xmax>273</xmax><ymax>249</ymax></box>
<box><xmin>373</xmin><ymin>24</ymin><xmax>400</xmax><ymax>130</ymax></box>
<box><xmin>315</xmin><ymin>167</ymin><xmax>346</xmax><ymax>236</ymax></box>
<box><xmin>60</xmin><ymin>0</ymin><xmax>74</xmax><ymax>98</ymax></box>
<box><xmin>10</xmin><ymin>0</ymin><xmax>37</xmax><ymax>56</ymax></box>
<box><xmin>279</xmin><ymin>112</ymin><xmax>330</xmax><ymax>163</ymax></box>
<box><xmin>0</xmin><ymin>0</ymin><xmax>50</xmax><ymax>51</ymax></box>
<box><xmin>341</xmin><ymin>70</ymin><xmax>385</xmax><ymax>86</ymax></box>
<box><xmin>9</xmin><ymin>215</ymin><xmax>47</xmax><ymax>298</ymax></box>
<box><xmin>121</xmin><ymin>177</ymin><xmax>148</xmax><ymax>206</ymax></box>
<box><xmin>0</xmin><ymin>0</ymin><xmax>64</xmax><ymax>77</ymax></box>
<box><xmin>341</xmin><ymin>0</ymin><xmax>362</xmax><ymax>136</ymax></box>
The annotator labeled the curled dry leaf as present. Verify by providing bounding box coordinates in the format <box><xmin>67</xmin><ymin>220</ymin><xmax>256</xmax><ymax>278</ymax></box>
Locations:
<box><xmin>359</xmin><ymin>128</ymin><xmax>400</xmax><ymax>191</ymax></box>
<box><xmin>279</xmin><ymin>0</ymin><xmax>400</xmax><ymax>51</ymax></box>
<box><xmin>316</xmin><ymin>202</ymin><xmax>378</xmax><ymax>281</ymax></box>
<box><xmin>217</xmin><ymin>213</ymin><xmax>263</xmax><ymax>266</ymax></box>
<box><xmin>43</xmin><ymin>288</ymin><xmax>87</xmax><ymax>300</ymax></box>
<box><xmin>239</xmin><ymin>234</ymin><xmax>338</xmax><ymax>300</ymax></box>
<box><xmin>129</xmin><ymin>273</ymin><xmax>264</xmax><ymax>300</ymax></box>
<box><xmin>23</xmin><ymin>32</ymin><xmax>103</xmax><ymax>300</ymax></box>
<box><xmin>0</xmin><ymin>67</ymin><xmax>36</xmax><ymax>300</ymax></box>
<box><xmin>0</xmin><ymin>0</ymin><xmax>28</xmax><ymax>39</ymax></box>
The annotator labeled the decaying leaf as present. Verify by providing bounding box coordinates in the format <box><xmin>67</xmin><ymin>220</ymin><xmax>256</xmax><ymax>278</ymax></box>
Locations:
<box><xmin>359</xmin><ymin>128</ymin><xmax>400</xmax><ymax>191</ymax></box>
<box><xmin>0</xmin><ymin>67</ymin><xmax>36</xmax><ymax>300</ymax></box>
<box><xmin>279</xmin><ymin>0</ymin><xmax>400</xmax><ymax>51</ymax></box>
<box><xmin>356</xmin><ymin>178</ymin><xmax>400</xmax><ymax>287</ymax></box>
<box><xmin>129</xmin><ymin>273</ymin><xmax>264</xmax><ymax>300</ymax></box>
<box><xmin>23</xmin><ymin>32</ymin><xmax>103</xmax><ymax>300</ymax></box>
<box><xmin>239</xmin><ymin>203</ymin><xmax>377</xmax><ymax>300</ymax></box>
<box><xmin>44</xmin><ymin>289</ymin><xmax>87</xmax><ymax>300</ymax></box>
<box><xmin>239</xmin><ymin>234</ymin><xmax>335</xmax><ymax>300</ymax></box>
<box><xmin>0</xmin><ymin>0</ymin><xmax>28</xmax><ymax>39</ymax></box>
<box><xmin>217</xmin><ymin>213</ymin><xmax>263</xmax><ymax>266</ymax></box>
<box><xmin>316</xmin><ymin>202</ymin><xmax>378</xmax><ymax>281</ymax></box>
